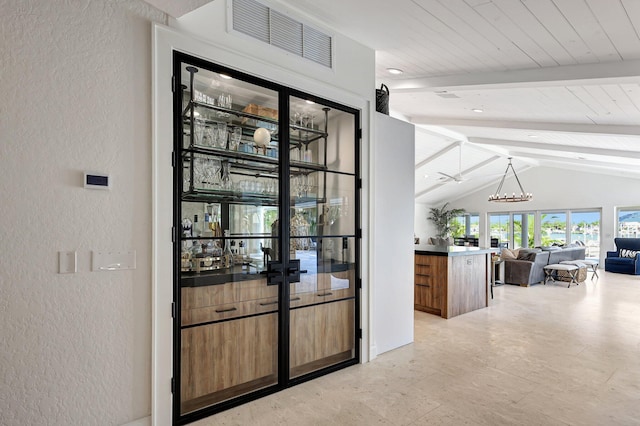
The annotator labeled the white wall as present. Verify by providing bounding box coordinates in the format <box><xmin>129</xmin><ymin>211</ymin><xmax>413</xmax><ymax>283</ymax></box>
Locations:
<box><xmin>414</xmin><ymin>203</ymin><xmax>437</xmax><ymax>245</ymax></box>
<box><xmin>424</xmin><ymin>167</ymin><xmax>640</xmax><ymax>259</ymax></box>
<box><xmin>372</xmin><ymin>113</ymin><xmax>415</xmax><ymax>356</ymax></box>
<box><xmin>172</xmin><ymin>0</ymin><xmax>374</xmax><ymax>99</ymax></box>
<box><xmin>0</xmin><ymin>1</ymin><xmax>165</xmax><ymax>424</ymax></box>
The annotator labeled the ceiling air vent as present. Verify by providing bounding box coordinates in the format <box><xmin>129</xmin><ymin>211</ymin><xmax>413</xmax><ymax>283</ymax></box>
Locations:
<box><xmin>232</xmin><ymin>0</ymin><xmax>333</xmax><ymax>68</ymax></box>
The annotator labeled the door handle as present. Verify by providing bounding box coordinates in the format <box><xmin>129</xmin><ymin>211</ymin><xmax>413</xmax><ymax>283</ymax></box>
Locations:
<box><xmin>264</xmin><ymin>261</ymin><xmax>284</xmax><ymax>285</ymax></box>
<box><xmin>287</xmin><ymin>259</ymin><xmax>301</xmax><ymax>283</ymax></box>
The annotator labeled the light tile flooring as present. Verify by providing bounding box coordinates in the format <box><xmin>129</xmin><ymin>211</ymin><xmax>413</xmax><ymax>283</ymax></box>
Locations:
<box><xmin>194</xmin><ymin>271</ymin><xmax>640</xmax><ymax>425</ymax></box>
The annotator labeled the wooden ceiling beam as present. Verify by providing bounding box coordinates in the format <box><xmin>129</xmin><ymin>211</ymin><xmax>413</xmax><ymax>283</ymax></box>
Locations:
<box><xmin>469</xmin><ymin>137</ymin><xmax>640</xmax><ymax>159</ymax></box>
<box><xmin>387</xmin><ymin>59</ymin><xmax>640</xmax><ymax>93</ymax></box>
<box><xmin>411</xmin><ymin>118</ymin><xmax>640</xmax><ymax>137</ymax></box>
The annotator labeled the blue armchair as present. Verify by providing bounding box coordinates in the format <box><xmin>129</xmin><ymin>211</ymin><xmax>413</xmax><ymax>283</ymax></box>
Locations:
<box><xmin>605</xmin><ymin>238</ymin><xmax>640</xmax><ymax>275</ymax></box>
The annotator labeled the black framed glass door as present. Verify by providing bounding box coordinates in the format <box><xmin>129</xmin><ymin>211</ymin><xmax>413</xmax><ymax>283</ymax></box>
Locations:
<box><xmin>172</xmin><ymin>52</ymin><xmax>360</xmax><ymax>424</ymax></box>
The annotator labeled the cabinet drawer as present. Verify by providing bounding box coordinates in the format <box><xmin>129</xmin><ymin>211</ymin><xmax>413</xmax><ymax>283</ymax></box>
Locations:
<box><xmin>182</xmin><ymin>296</ymin><xmax>278</xmax><ymax>325</ymax></box>
<box><xmin>290</xmin><ymin>269</ymin><xmax>356</xmax><ymax>307</ymax></box>
<box><xmin>182</xmin><ymin>279</ymin><xmax>277</xmax><ymax>310</ymax></box>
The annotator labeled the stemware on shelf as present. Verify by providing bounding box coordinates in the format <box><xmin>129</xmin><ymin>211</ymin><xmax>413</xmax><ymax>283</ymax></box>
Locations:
<box><xmin>230</xmin><ymin>127</ymin><xmax>242</xmax><ymax>151</ymax></box>
<box><xmin>216</xmin><ymin>122</ymin><xmax>228</xmax><ymax>148</ymax></box>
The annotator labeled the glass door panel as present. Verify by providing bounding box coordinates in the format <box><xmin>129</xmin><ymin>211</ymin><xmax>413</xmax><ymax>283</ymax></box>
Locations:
<box><xmin>288</xmin><ymin>96</ymin><xmax>357</xmax><ymax>379</ymax></box>
<box><xmin>513</xmin><ymin>213</ymin><xmax>534</xmax><ymax>248</ymax></box>
<box><xmin>571</xmin><ymin>210</ymin><xmax>600</xmax><ymax>260</ymax></box>
<box><xmin>618</xmin><ymin>208</ymin><xmax>640</xmax><ymax>237</ymax></box>
<box><xmin>489</xmin><ymin>214</ymin><xmax>511</xmax><ymax>248</ymax></box>
<box><xmin>177</xmin><ymin>61</ymin><xmax>280</xmax><ymax>415</ymax></box>
<box><xmin>542</xmin><ymin>212</ymin><xmax>567</xmax><ymax>246</ymax></box>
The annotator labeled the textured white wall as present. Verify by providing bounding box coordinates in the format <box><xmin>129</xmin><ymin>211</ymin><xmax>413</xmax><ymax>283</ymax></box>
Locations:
<box><xmin>0</xmin><ymin>1</ymin><xmax>165</xmax><ymax>424</ymax></box>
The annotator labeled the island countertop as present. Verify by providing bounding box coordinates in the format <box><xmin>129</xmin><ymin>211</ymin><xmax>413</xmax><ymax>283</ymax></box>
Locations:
<box><xmin>414</xmin><ymin>244</ymin><xmax>495</xmax><ymax>256</ymax></box>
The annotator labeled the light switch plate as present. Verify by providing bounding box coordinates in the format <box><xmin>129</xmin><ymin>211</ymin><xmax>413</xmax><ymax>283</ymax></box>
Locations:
<box><xmin>59</xmin><ymin>251</ymin><xmax>77</xmax><ymax>274</ymax></box>
<box><xmin>92</xmin><ymin>250</ymin><xmax>136</xmax><ymax>271</ymax></box>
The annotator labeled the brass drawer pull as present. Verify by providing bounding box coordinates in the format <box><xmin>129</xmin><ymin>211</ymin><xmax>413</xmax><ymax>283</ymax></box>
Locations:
<box><xmin>317</xmin><ymin>292</ymin><xmax>333</xmax><ymax>297</ymax></box>
<box><xmin>290</xmin><ymin>297</ymin><xmax>301</xmax><ymax>301</ymax></box>
<box><xmin>215</xmin><ymin>307</ymin><xmax>237</xmax><ymax>313</ymax></box>
<box><xmin>259</xmin><ymin>301</ymin><xmax>278</xmax><ymax>306</ymax></box>
<box><xmin>416</xmin><ymin>283</ymin><xmax>431</xmax><ymax>288</ymax></box>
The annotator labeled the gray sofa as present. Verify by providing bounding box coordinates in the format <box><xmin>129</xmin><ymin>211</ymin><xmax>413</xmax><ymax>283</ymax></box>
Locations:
<box><xmin>503</xmin><ymin>245</ymin><xmax>586</xmax><ymax>287</ymax></box>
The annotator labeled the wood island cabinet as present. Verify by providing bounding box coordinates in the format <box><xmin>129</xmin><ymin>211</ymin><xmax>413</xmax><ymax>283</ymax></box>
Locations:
<box><xmin>414</xmin><ymin>254</ymin><xmax>447</xmax><ymax>315</ymax></box>
<box><xmin>414</xmin><ymin>246</ymin><xmax>492</xmax><ymax>319</ymax></box>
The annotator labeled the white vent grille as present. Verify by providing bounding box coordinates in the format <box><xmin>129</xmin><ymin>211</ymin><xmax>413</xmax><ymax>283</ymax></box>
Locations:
<box><xmin>271</xmin><ymin>10</ymin><xmax>303</xmax><ymax>56</ymax></box>
<box><xmin>303</xmin><ymin>25</ymin><xmax>332</xmax><ymax>66</ymax></box>
<box><xmin>232</xmin><ymin>0</ymin><xmax>333</xmax><ymax>68</ymax></box>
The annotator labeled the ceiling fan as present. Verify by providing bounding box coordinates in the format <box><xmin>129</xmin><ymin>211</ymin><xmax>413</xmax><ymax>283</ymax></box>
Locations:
<box><xmin>437</xmin><ymin>143</ymin><xmax>467</xmax><ymax>184</ymax></box>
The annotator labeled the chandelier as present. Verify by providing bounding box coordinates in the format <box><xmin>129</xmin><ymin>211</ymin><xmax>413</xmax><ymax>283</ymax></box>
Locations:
<box><xmin>488</xmin><ymin>158</ymin><xmax>532</xmax><ymax>203</ymax></box>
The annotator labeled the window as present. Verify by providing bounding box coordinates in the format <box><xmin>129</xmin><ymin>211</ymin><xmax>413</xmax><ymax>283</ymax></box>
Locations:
<box><xmin>450</xmin><ymin>213</ymin><xmax>479</xmax><ymax>238</ymax></box>
<box><xmin>618</xmin><ymin>208</ymin><xmax>640</xmax><ymax>238</ymax></box>
<box><xmin>489</xmin><ymin>209</ymin><xmax>601</xmax><ymax>256</ymax></box>
<box><xmin>541</xmin><ymin>212</ymin><xmax>567</xmax><ymax>246</ymax></box>
<box><xmin>489</xmin><ymin>214</ymin><xmax>510</xmax><ymax>248</ymax></box>
<box><xmin>513</xmin><ymin>212</ymin><xmax>534</xmax><ymax>248</ymax></box>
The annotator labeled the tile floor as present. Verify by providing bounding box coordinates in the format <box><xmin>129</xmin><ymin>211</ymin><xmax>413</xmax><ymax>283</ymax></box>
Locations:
<box><xmin>194</xmin><ymin>270</ymin><xmax>640</xmax><ymax>425</ymax></box>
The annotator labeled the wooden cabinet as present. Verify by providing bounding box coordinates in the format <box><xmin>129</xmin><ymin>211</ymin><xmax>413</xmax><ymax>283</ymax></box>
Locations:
<box><xmin>290</xmin><ymin>299</ymin><xmax>355</xmax><ymax>378</ymax></box>
<box><xmin>180</xmin><ymin>280</ymin><xmax>279</xmax><ymax>413</ymax></box>
<box><xmin>414</xmin><ymin>254</ymin><xmax>447</xmax><ymax>315</ymax></box>
<box><xmin>181</xmin><ymin>279</ymin><xmax>278</xmax><ymax>326</ymax></box>
<box><xmin>414</xmin><ymin>249</ymin><xmax>491</xmax><ymax>319</ymax></box>
<box><xmin>290</xmin><ymin>268</ymin><xmax>356</xmax><ymax>308</ymax></box>
<box><xmin>180</xmin><ymin>313</ymin><xmax>278</xmax><ymax>414</ymax></box>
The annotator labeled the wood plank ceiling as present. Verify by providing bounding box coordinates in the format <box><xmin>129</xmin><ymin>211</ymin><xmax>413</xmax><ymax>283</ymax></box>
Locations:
<box><xmin>273</xmin><ymin>0</ymin><xmax>640</xmax><ymax>205</ymax></box>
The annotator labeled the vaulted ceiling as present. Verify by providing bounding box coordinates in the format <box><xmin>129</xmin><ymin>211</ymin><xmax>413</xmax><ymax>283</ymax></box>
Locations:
<box><xmin>151</xmin><ymin>0</ymin><xmax>640</xmax><ymax>205</ymax></box>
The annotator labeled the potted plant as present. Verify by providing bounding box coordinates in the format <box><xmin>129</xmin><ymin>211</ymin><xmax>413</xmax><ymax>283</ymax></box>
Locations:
<box><xmin>427</xmin><ymin>203</ymin><xmax>465</xmax><ymax>238</ymax></box>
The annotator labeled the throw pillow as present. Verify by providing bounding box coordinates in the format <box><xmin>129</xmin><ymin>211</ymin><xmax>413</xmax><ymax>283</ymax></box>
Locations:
<box><xmin>517</xmin><ymin>252</ymin><xmax>538</xmax><ymax>262</ymax></box>
<box><xmin>500</xmin><ymin>248</ymin><xmax>516</xmax><ymax>260</ymax></box>
<box><xmin>620</xmin><ymin>249</ymin><xmax>639</xmax><ymax>258</ymax></box>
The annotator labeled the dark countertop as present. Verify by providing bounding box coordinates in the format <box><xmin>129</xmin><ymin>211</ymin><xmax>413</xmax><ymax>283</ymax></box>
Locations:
<box><xmin>181</xmin><ymin>261</ymin><xmax>355</xmax><ymax>287</ymax></box>
<box><xmin>414</xmin><ymin>244</ymin><xmax>495</xmax><ymax>257</ymax></box>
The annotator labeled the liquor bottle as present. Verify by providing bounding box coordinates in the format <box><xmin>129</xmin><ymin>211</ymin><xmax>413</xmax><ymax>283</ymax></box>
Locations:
<box><xmin>192</xmin><ymin>215</ymin><xmax>200</xmax><ymax>237</ymax></box>
<box><xmin>223</xmin><ymin>230</ymin><xmax>233</xmax><ymax>268</ymax></box>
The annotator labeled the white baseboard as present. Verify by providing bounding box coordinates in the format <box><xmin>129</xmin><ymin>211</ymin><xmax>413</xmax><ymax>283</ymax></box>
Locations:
<box><xmin>121</xmin><ymin>416</ymin><xmax>151</xmax><ymax>426</ymax></box>
<box><xmin>369</xmin><ymin>344</ymin><xmax>377</xmax><ymax>360</ymax></box>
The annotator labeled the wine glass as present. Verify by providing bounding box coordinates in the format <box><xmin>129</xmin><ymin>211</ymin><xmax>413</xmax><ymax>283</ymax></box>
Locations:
<box><xmin>221</xmin><ymin>161</ymin><xmax>231</xmax><ymax>191</ymax></box>
<box><xmin>209</xmin><ymin>159</ymin><xmax>222</xmax><ymax>189</ymax></box>
<box><xmin>230</xmin><ymin>127</ymin><xmax>242</xmax><ymax>151</ymax></box>
<box><xmin>204</xmin><ymin>125</ymin><xmax>214</xmax><ymax>147</ymax></box>
<box><xmin>216</xmin><ymin>122</ymin><xmax>228</xmax><ymax>148</ymax></box>
<box><xmin>194</xmin><ymin>119</ymin><xmax>206</xmax><ymax>146</ymax></box>
<box><xmin>193</xmin><ymin>156</ymin><xmax>207</xmax><ymax>189</ymax></box>
<box><xmin>301</xmin><ymin>113</ymin><xmax>310</xmax><ymax>129</ymax></box>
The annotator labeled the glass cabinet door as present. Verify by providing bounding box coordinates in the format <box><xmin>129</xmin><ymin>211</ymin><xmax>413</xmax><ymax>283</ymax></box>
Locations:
<box><xmin>176</xmin><ymin>61</ymin><xmax>281</xmax><ymax>416</ymax></box>
<box><xmin>173</xmin><ymin>52</ymin><xmax>360</xmax><ymax>423</ymax></box>
<box><xmin>288</xmin><ymin>95</ymin><xmax>358</xmax><ymax>378</ymax></box>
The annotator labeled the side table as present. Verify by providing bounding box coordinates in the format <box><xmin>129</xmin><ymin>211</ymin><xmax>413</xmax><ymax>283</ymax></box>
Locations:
<box><xmin>491</xmin><ymin>259</ymin><xmax>505</xmax><ymax>299</ymax></box>
<box><xmin>492</xmin><ymin>259</ymin><xmax>505</xmax><ymax>286</ymax></box>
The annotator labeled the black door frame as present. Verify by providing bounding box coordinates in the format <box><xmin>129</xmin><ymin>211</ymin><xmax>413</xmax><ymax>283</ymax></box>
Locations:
<box><xmin>171</xmin><ymin>50</ymin><xmax>361</xmax><ymax>425</ymax></box>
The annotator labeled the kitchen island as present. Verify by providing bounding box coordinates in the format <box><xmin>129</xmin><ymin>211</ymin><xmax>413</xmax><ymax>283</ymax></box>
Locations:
<box><xmin>414</xmin><ymin>245</ymin><xmax>493</xmax><ymax>319</ymax></box>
